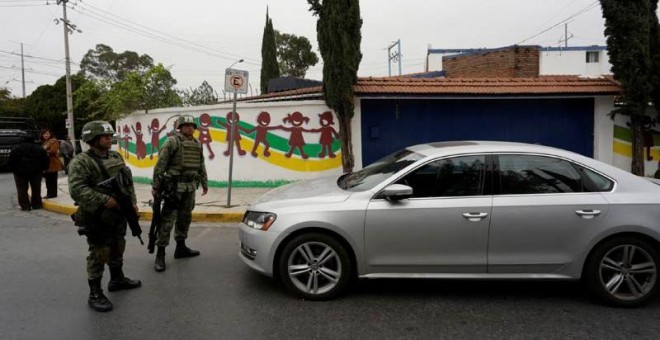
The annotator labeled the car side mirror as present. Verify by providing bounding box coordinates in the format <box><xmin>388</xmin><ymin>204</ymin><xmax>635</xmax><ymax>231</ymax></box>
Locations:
<box><xmin>382</xmin><ymin>184</ymin><xmax>413</xmax><ymax>202</ymax></box>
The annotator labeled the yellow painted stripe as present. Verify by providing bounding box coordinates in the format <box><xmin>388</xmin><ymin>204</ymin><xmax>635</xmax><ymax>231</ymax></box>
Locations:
<box><xmin>42</xmin><ymin>200</ymin><xmax>244</xmax><ymax>222</ymax></box>
<box><xmin>613</xmin><ymin>139</ymin><xmax>660</xmax><ymax>159</ymax></box>
<box><xmin>124</xmin><ymin>129</ymin><xmax>342</xmax><ymax>172</ymax></box>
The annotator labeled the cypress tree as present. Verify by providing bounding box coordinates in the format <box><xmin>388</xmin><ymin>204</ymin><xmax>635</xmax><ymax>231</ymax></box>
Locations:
<box><xmin>260</xmin><ymin>9</ymin><xmax>280</xmax><ymax>94</ymax></box>
<box><xmin>309</xmin><ymin>0</ymin><xmax>362</xmax><ymax>172</ymax></box>
<box><xmin>600</xmin><ymin>0</ymin><xmax>660</xmax><ymax>175</ymax></box>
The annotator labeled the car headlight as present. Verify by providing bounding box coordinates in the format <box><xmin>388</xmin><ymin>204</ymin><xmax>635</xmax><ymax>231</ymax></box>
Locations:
<box><xmin>243</xmin><ymin>211</ymin><xmax>277</xmax><ymax>231</ymax></box>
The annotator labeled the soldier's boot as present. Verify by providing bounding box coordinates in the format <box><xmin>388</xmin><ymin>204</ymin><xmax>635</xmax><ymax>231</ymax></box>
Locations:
<box><xmin>154</xmin><ymin>247</ymin><xmax>166</xmax><ymax>272</ymax></box>
<box><xmin>174</xmin><ymin>240</ymin><xmax>200</xmax><ymax>259</ymax></box>
<box><xmin>108</xmin><ymin>265</ymin><xmax>142</xmax><ymax>292</ymax></box>
<box><xmin>88</xmin><ymin>278</ymin><xmax>113</xmax><ymax>312</ymax></box>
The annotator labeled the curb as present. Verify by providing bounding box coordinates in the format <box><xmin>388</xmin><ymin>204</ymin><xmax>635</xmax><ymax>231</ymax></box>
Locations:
<box><xmin>42</xmin><ymin>200</ymin><xmax>245</xmax><ymax>223</ymax></box>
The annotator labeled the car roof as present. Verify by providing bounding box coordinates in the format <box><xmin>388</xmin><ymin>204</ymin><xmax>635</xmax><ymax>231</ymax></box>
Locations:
<box><xmin>407</xmin><ymin>140</ymin><xmax>574</xmax><ymax>158</ymax></box>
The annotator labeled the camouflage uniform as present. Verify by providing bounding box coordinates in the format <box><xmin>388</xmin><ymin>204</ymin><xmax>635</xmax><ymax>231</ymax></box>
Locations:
<box><xmin>152</xmin><ymin>116</ymin><xmax>208</xmax><ymax>269</ymax></box>
<box><xmin>69</xmin><ymin>120</ymin><xmax>141</xmax><ymax>312</ymax></box>
<box><xmin>153</xmin><ymin>133</ymin><xmax>208</xmax><ymax>244</ymax></box>
<box><xmin>69</xmin><ymin>149</ymin><xmax>137</xmax><ymax>279</ymax></box>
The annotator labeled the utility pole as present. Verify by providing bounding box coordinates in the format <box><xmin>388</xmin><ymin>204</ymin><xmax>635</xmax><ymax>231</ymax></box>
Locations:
<box><xmin>559</xmin><ymin>23</ymin><xmax>574</xmax><ymax>48</ymax></box>
<box><xmin>56</xmin><ymin>0</ymin><xmax>77</xmax><ymax>148</ymax></box>
<box><xmin>20</xmin><ymin>43</ymin><xmax>25</xmax><ymax>98</ymax></box>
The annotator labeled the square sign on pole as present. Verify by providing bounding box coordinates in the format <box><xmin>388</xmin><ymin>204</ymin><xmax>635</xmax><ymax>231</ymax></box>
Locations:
<box><xmin>224</xmin><ymin>68</ymin><xmax>249</xmax><ymax>95</ymax></box>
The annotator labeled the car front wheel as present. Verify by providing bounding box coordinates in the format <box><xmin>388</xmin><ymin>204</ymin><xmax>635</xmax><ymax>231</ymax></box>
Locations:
<box><xmin>585</xmin><ymin>236</ymin><xmax>659</xmax><ymax>307</ymax></box>
<box><xmin>278</xmin><ymin>233</ymin><xmax>352</xmax><ymax>300</ymax></box>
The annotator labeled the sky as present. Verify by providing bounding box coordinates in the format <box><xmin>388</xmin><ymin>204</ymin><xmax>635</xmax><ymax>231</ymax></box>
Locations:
<box><xmin>0</xmin><ymin>0</ymin><xmax>610</xmax><ymax>98</ymax></box>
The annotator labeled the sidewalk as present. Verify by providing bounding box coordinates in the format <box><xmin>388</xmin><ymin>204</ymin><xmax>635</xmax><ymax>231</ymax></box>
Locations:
<box><xmin>42</xmin><ymin>175</ymin><xmax>272</xmax><ymax>223</ymax></box>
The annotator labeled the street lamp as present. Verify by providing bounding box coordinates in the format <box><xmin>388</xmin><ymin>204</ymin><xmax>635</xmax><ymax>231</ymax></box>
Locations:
<box><xmin>228</xmin><ymin>59</ymin><xmax>244</xmax><ymax>70</ymax></box>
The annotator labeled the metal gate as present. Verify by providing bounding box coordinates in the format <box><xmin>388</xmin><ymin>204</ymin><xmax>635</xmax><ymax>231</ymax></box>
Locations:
<box><xmin>360</xmin><ymin>98</ymin><xmax>594</xmax><ymax>166</ymax></box>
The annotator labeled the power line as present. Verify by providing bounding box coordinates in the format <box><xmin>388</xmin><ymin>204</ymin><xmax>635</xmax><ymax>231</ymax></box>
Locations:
<box><xmin>0</xmin><ymin>49</ymin><xmax>76</xmax><ymax>65</ymax></box>
<box><xmin>0</xmin><ymin>3</ymin><xmax>46</xmax><ymax>7</ymax></box>
<box><xmin>517</xmin><ymin>1</ymin><xmax>600</xmax><ymax>45</ymax></box>
<box><xmin>70</xmin><ymin>2</ymin><xmax>260</xmax><ymax>66</ymax></box>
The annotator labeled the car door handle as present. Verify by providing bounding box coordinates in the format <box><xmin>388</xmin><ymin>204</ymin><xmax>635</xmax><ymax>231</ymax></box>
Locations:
<box><xmin>462</xmin><ymin>212</ymin><xmax>489</xmax><ymax>222</ymax></box>
<box><xmin>575</xmin><ymin>209</ymin><xmax>601</xmax><ymax>219</ymax></box>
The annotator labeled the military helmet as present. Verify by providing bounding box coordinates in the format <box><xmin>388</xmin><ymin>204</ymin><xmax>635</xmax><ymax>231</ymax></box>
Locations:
<box><xmin>177</xmin><ymin>115</ymin><xmax>197</xmax><ymax>129</ymax></box>
<box><xmin>81</xmin><ymin>120</ymin><xmax>115</xmax><ymax>143</ymax></box>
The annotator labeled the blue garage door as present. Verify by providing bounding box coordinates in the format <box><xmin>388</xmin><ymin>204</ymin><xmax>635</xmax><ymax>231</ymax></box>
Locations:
<box><xmin>361</xmin><ymin>98</ymin><xmax>594</xmax><ymax>166</ymax></box>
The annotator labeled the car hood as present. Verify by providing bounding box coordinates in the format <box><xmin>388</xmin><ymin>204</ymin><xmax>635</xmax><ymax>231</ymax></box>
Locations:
<box><xmin>644</xmin><ymin>177</ymin><xmax>660</xmax><ymax>186</ymax></box>
<box><xmin>250</xmin><ymin>175</ymin><xmax>350</xmax><ymax>209</ymax></box>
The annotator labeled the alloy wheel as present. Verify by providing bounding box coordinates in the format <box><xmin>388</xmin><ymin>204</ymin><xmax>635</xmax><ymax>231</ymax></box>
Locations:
<box><xmin>287</xmin><ymin>241</ymin><xmax>342</xmax><ymax>296</ymax></box>
<box><xmin>599</xmin><ymin>244</ymin><xmax>657</xmax><ymax>301</ymax></box>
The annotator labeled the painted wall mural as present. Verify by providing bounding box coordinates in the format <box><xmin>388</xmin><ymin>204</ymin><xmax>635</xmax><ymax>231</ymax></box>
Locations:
<box><xmin>612</xmin><ymin>115</ymin><xmax>660</xmax><ymax>178</ymax></box>
<box><xmin>116</xmin><ymin>102</ymin><xmax>344</xmax><ymax>187</ymax></box>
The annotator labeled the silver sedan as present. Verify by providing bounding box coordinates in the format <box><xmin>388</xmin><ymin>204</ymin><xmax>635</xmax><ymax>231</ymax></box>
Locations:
<box><xmin>239</xmin><ymin>141</ymin><xmax>660</xmax><ymax>307</ymax></box>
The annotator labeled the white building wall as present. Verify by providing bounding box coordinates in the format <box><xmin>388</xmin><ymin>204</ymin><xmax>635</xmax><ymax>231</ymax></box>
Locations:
<box><xmin>593</xmin><ymin>96</ymin><xmax>615</xmax><ymax>164</ymax></box>
<box><xmin>539</xmin><ymin>50</ymin><xmax>612</xmax><ymax>76</ymax></box>
<box><xmin>426</xmin><ymin>47</ymin><xmax>612</xmax><ymax>76</ymax></box>
<box><xmin>117</xmin><ymin>100</ymin><xmax>346</xmax><ymax>186</ymax></box>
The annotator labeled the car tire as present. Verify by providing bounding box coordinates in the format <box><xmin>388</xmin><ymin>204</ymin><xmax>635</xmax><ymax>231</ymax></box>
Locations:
<box><xmin>584</xmin><ymin>236</ymin><xmax>659</xmax><ymax>307</ymax></box>
<box><xmin>278</xmin><ymin>232</ymin><xmax>352</xmax><ymax>301</ymax></box>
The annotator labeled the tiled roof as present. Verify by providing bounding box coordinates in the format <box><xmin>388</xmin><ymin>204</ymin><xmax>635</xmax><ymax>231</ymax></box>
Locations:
<box><xmin>355</xmin><ymin>75</ymin><xmax>621</xmax><ymax>95</ymax></box>
<box><xmin>241</xmin><ymin>75</ymin><xmax>620</xmax><ymax>102</ymax></box>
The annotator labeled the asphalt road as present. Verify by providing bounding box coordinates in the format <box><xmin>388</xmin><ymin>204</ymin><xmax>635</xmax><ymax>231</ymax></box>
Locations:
<box><xmin>1</xmin><ymin>172</ymin><xmax>660</xmax><ymax>340</ymax></box>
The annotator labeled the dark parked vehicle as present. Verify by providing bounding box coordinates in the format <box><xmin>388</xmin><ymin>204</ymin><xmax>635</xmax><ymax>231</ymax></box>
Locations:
<box><xmin>0</xmin><ymin>117</ymin><xmax>39</xmax><ymax>170</ymax></box>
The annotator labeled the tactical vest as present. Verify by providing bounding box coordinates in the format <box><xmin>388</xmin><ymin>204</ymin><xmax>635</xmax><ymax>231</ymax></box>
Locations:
<box><xmin>84</xmin><ymin>150</ymin><xmax>126</xmax><ymax>196</ymax></box>
<box><xmin>167</xmin><ymin>136</ymin><xmax>202</xmax><ymax>181</ymax></box>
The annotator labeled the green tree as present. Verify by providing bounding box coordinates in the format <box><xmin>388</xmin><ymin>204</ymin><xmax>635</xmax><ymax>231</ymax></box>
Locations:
<box><xmin>79</xmin><ymin>43</ymin><xmax>154</xmax><ymax>82</ymax></box>
<box><xmin>180</xmin><ymin>80</ymin><xmax>218</xmax><ymax>106</ymax></box>
<box><xmin>76</xmin><ymin>44</ymin><xmax>181</xmax><ymax>120</ymax></box>
<box><xmin>600</xmin><ymin>0</ymin><xmax>660</xmax><ymax>175</ymax></box>
<box><xmin>274</xmin><ymin>30</ymin><xmax>319</xmax><ymax>78</ymax></box>
<box><xmin>80</xmin><ymin>64</ymin><xmax>182</xmax><ymax>120</ymax></box>
<box><xmin>24</xmin><ymin>74</ymin><xmax>87</xmax><ymax>137</ymax></box>
<box><xmin>0</xmin><ymin>88</ymin><xmax>25</xmax><ymax>117</ymax></box>
<box><xmin>260</xmin><ymin>9</ymin><xmax>280</xmax><ymax>94</ymax></box>
<box><xmin>308</xmin><ymin>0</ymin><xmax>362</xmax><ymax>172</ymax></box>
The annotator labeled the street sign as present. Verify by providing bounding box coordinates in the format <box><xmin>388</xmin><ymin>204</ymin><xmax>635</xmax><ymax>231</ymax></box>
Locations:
<box><xmin>224</xmin><ymin>68</ymin><xmax>249</xmax><ymax>94</ymax></box>
<box><xmin>65</xmin><ymin>118</ymin><xmax>71</xmax><ymax>128</ymax></box>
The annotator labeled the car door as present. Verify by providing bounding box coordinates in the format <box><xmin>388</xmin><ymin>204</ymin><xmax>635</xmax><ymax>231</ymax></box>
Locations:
<box><xmin>488</xmin><ymin>154</ymin><xmax>610</xmax><ymax>274</ymax></box>
<box><xmin>364</xmin><ymin>154</ymin><xmax>492</xmax><ymax>274</ymax></box>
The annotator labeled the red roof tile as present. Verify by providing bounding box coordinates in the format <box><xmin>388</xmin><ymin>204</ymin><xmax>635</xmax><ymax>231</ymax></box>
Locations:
<box><xmin>355</xmin><ymin>75</ymin><xmax>621</xmax><ymax>95</ymax></box>
<box><xmin>241</xmin><ymin>75</ymin><xmax>620</xmax><ymax>101</ymax></box>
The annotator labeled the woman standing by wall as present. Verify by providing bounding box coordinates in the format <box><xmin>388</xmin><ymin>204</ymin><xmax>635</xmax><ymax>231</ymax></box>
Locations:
<box><xmin>41</xmin><ymin>128</ymin><xmax>62</xmax><ymax>198</ymax></box>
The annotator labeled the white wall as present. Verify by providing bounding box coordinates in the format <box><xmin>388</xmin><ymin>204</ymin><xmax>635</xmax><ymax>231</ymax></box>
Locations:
<box><xmin>593</xmin><ymin>96</ymin><xmax>615</xmax><ymax>164</ymax></box>
<box><xmin>117</xmin><ymin>100</ymin><xmax>345</xmax><ymax>185</ymax></box>
<box><xmin>539</xmin><ymin>50</ymin><xmax>612</xmax><ymax>76</ymax></box>
<box><xmin>426</xmin><ymin>48</ymin><xmax>612</xmax><ymax>76</ymax></box>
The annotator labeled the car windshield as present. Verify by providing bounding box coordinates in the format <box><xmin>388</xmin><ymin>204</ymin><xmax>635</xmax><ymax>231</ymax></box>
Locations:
<box><xmin>338</xmin><ymin>149</ymin><xmax>424</xmax><ymax>191</ymax></box>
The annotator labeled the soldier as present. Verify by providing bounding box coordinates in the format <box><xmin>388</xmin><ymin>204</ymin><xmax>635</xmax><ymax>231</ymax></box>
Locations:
<box><xmin>152</xmin><ymin>115</ymin><xmax>208</xmax><ymax>272</ymax></box>
<box><xmin>68</xmin><ymin>121</ymin><xmax>142</xmax><ymax>312</ymax></box>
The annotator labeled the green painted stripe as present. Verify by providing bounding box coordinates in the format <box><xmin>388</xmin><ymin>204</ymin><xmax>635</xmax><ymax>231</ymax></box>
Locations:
<box><xmin>613</xmin><ymin>124</ymin><xmax>632</xmax><ymax>142</ymax></box>
<box><xmin>133</xmin><ymin>176</ymin><xmax>292</xmax><ymax>188</ymax></box>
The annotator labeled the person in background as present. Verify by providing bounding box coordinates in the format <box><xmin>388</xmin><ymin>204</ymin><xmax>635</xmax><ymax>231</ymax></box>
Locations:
<box><xmin>59</xmin><ymin>135</ymin><xmax>74</xmax><ymax>175</ymax></box>
<box><xmin>41</xmin><ymin>128</ymin><xmax>63</xmax><ymax>198</ymax></box>
<box><xmin>8</xmin><ymin>133</ymin><xmax>49</xmax><ymax>211</ymax></box>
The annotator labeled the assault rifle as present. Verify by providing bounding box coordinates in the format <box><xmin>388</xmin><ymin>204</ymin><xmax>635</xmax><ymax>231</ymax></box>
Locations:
<box><xmin>147</xmin><ymin>190</ymin><xmax>163</xmax><ymax>253</ymax></box>
<box><xmin>148</xmin><ymin>174</ymin><xmax>177</xmax><ymax>253</ymax></box>
<box><xmin>97</xmin><ymin>176</ymin><xmax>144</xmax><ymax>245</ymax></box>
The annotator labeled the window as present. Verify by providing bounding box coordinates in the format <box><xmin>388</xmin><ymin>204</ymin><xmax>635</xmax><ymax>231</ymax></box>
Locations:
<box><xmin>340</xmin><ymin>149</ymin><xmax>425</xmax><ymax>192</ymax></box>
<box><xmin>586</xmin><ymin>51</ymin><xmax>600</xmax><ymax>63</ymax></box>
<box><xmin>575</xmin><ymin>165</ymin><xmax>614</xmax><ymax>192</ymax></box>
<box><xmin>397</xmin><ymin>155</ymin><xmax>486</xmax><ymax>198</ymax></box>
<box><xmin>498</xmin><ymin>155</ymin><xmax>583</xmax><ymax>194</ymax></box>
